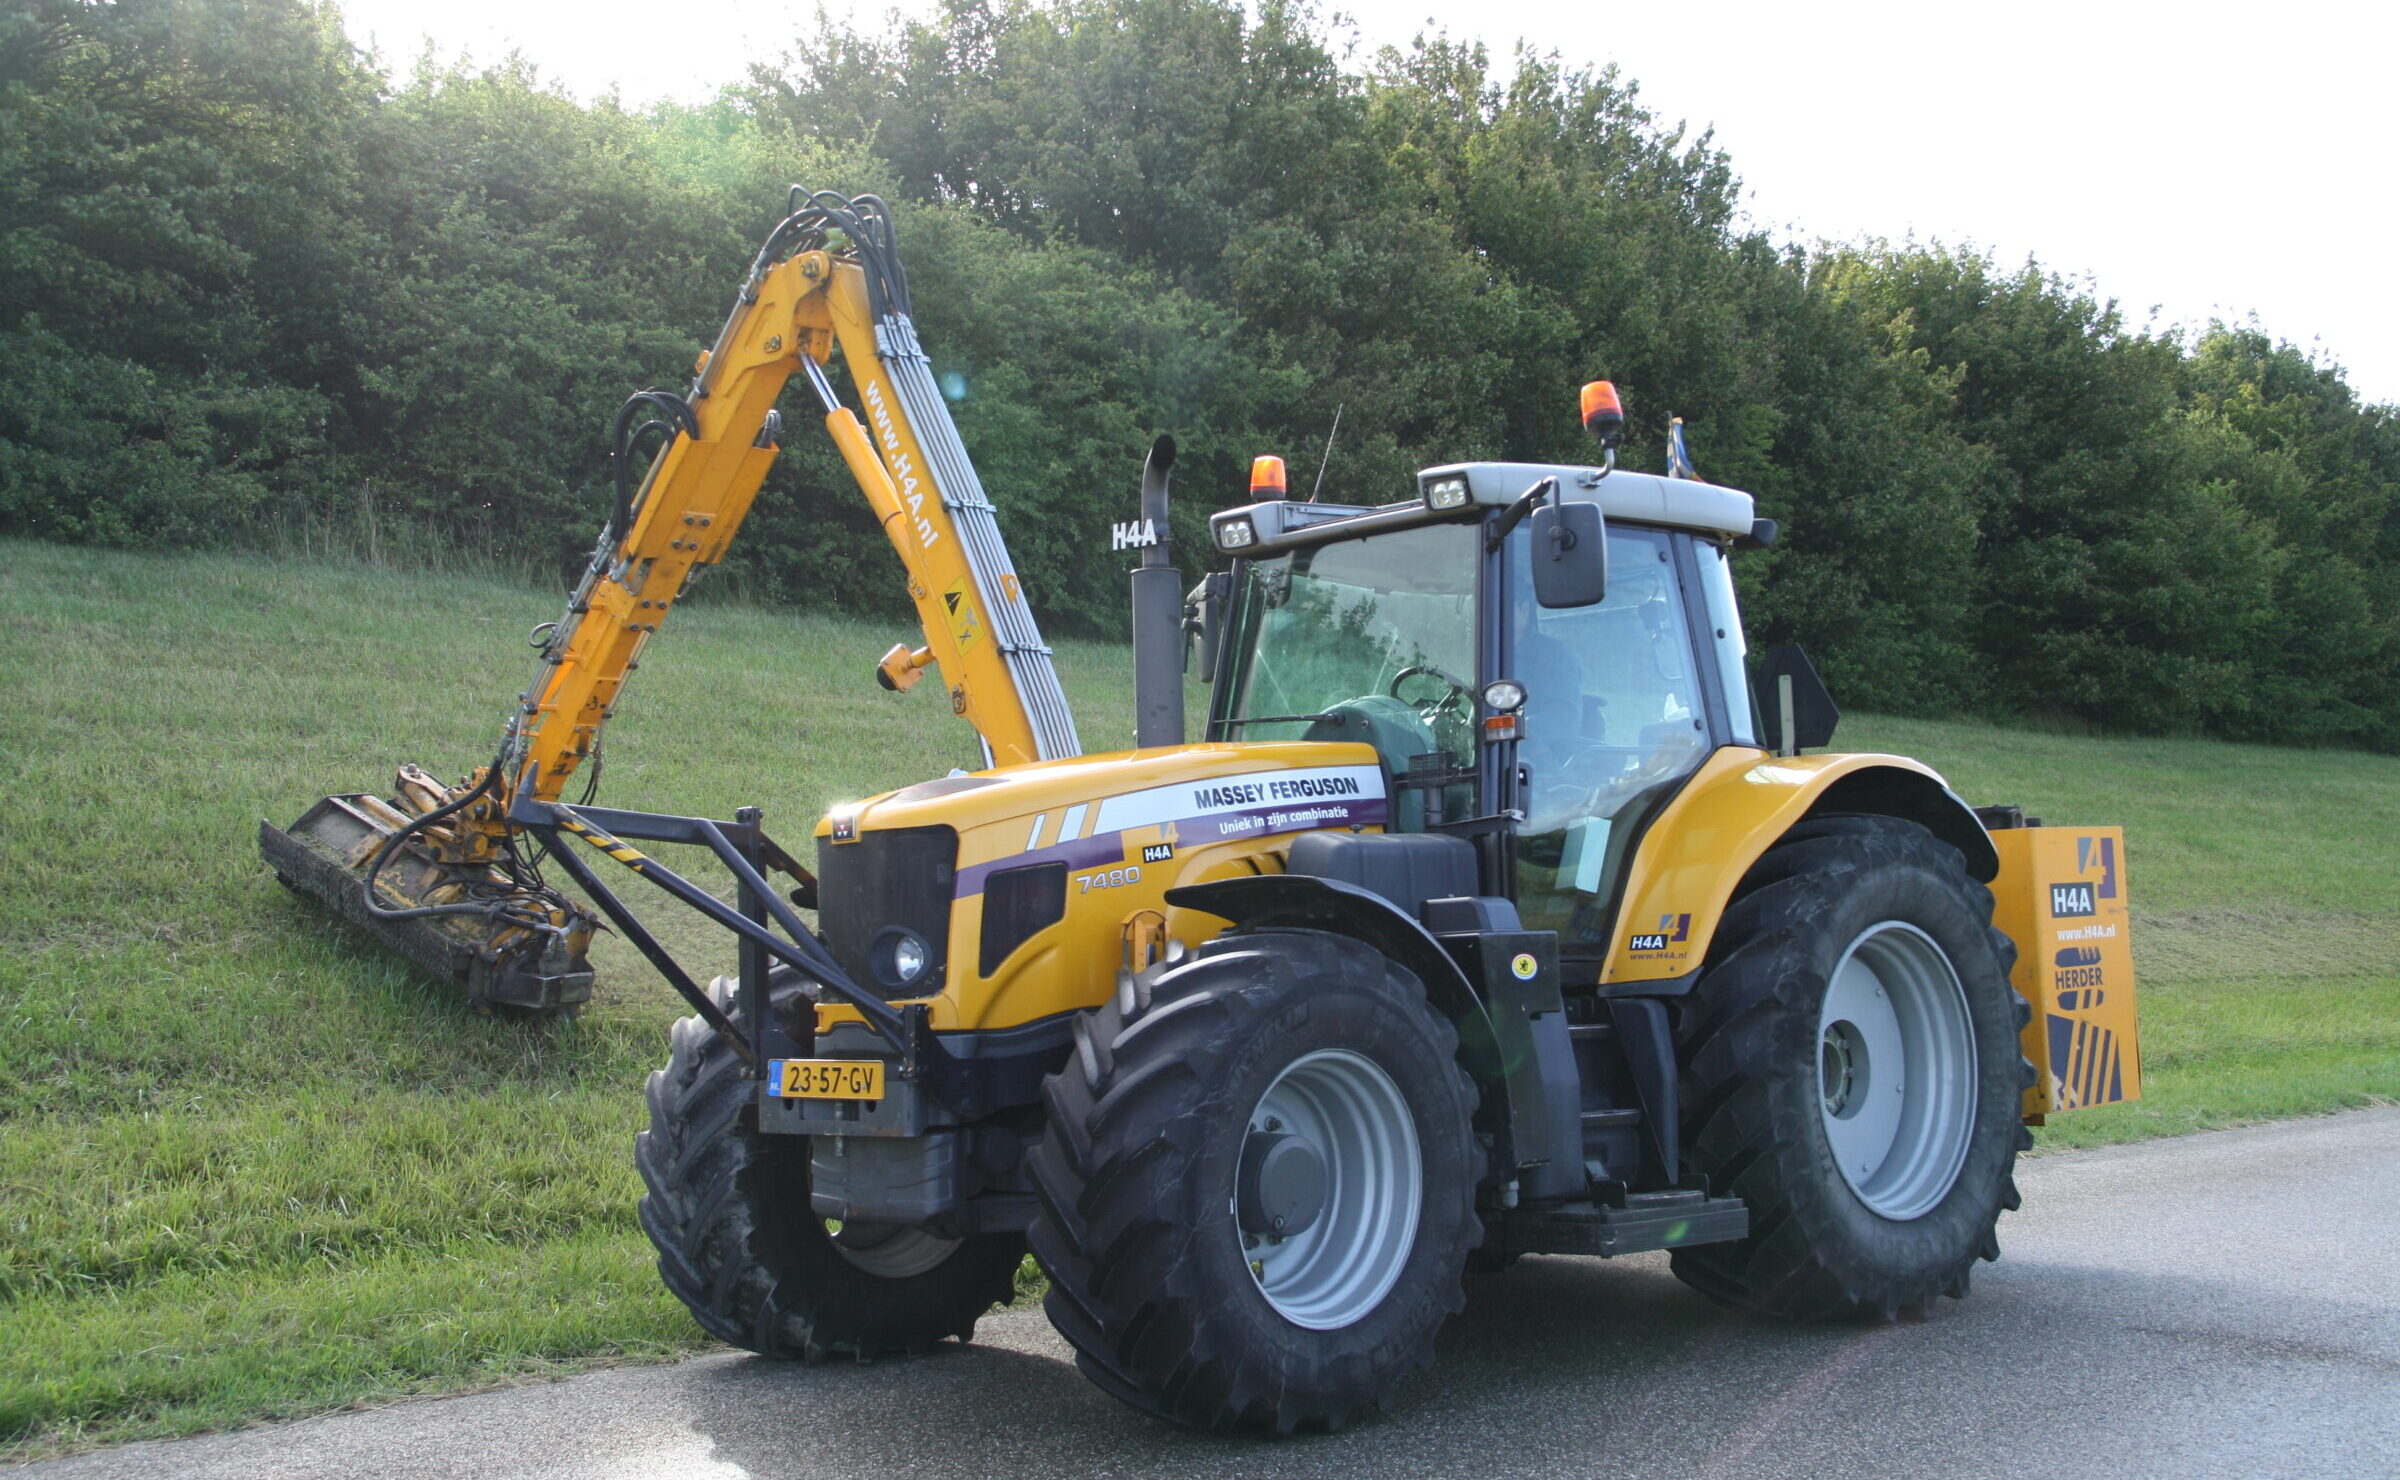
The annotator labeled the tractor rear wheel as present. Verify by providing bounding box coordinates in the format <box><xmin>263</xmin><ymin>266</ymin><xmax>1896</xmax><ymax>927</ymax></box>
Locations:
<box><xmin>636</xmin><ymin>975</ymin><xmax>1024</xmax><ymax>1358</ymax></box>
<box><xmin>1028</xmin><ymin>930</ymin><xmax>1482</xmax><ymax>1431</ymax></box>
<box><xmin>1671</xmin><ymin>816</ymin><xmax>2034</xmax><ymax>1320</ymax></box>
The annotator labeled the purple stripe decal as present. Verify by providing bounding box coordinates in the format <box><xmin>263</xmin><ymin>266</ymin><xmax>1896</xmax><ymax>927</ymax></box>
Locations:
<box><xmin>956</xmin><ymin>829</ymin><xmax>1134</xmax><ymax>897</ymax></box>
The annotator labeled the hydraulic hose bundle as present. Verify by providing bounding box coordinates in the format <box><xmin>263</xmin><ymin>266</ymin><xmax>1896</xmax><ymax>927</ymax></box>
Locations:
<box><xmin>610</xmin><ymin>390</ymin><xmax>700</xmax><ymax>556</ymax></box>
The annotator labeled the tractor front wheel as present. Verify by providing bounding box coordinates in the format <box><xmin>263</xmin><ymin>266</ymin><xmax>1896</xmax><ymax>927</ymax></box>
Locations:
<box><xmin>1028</xmin><ymin>930</ymin><xmax>1482</xmax><ymax>1431</ymax></box>
<box><xmin>636</xmin><ymin>976</ymin><xmax>1024</xmax><ymax>1358</ymax></box>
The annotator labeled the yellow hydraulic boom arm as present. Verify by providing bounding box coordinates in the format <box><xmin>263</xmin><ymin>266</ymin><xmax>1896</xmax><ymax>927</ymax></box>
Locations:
<box><xmin>509</xmin><ymin>197</ymin><xmax>1079</xmax><ymax>804</ymax></box>
<box><xmin>259</xmin><ymin>193</ymin><xmax>1081</xmax><ymax>1014</ymax></box>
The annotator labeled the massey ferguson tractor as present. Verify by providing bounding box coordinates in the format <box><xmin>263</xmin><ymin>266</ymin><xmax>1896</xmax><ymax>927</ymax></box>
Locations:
<box><xmin>263</xmin><ymin>191</ymin><xmax>2141</xmax><ymax>1431</ymax></box>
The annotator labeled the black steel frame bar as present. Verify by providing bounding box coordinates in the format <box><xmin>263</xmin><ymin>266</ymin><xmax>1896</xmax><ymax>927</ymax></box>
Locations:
<box><xmin>535</xmin><ymin>835</ymin><xmax>750</xmax><ymax>1061</ymax></box>
<box><xmin>733</xmin><ymin>805</ymin><xmax>772</xmax><ymax>1061</ymax></box>
<box><xmin>559</xmin><ymin>803</ymin><xmax>759</xmax><ymax>850</ymax></box>
<box><xmin>508</xmin><ymin>791</ymin><xmax>986</xmax><ymax>1114</ymax></box>
<box><xmin>527</xmin><ymin>799</ymin><xmax>915</xmax><ymax>1048</ymax></box>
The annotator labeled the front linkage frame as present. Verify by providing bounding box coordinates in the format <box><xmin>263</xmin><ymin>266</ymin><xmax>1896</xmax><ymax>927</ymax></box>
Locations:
<box><xmin>513</xmin><ymin>794</ymin><xmax>997</xmax><ymax>1122</ymax></box>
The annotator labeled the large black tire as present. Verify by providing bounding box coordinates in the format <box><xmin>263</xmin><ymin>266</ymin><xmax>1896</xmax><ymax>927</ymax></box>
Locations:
<box><xmin>1671</xmin><ymin>815</ymin><xmax>2035</xmax><ymax>1320</ymax></box>
<box><xmin>636</xmin><ymin>976</ymin><xmax>1025</xmax><ymax>1358</ymax></box>
<box><xmin>1028</xmin><ymin>930</ymin><xmax>1483</xmax><ymax>1431</ymax></box>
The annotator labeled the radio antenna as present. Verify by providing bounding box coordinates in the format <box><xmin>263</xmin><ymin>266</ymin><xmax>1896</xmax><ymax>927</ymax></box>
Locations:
<box><xmin>1307</xmin><ymin>403</ymin><xmax>1344</xmax><ymax>503</ymax></box>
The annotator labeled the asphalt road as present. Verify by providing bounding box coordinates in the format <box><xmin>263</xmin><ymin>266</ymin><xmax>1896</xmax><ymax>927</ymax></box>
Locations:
<box><xmin>31</xmin><ymin>1108</ymin><xmax>2400</xmax><ymax>1480</ymax></box>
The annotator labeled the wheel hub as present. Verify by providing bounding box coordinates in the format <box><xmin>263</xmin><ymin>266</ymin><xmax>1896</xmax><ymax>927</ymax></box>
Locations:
<box><xmin>1815</xmin><ymin>921</ymin><xmax>1977</xmax><ymax>1221</ymax></box>
<box><xmin>826</xmin><ymin>1220</ymin><xmax>960</xmax><ymax>1278</ymax></box>
<box><xmin>1820</xmin><ymin>1019</ymin><xmax>1868</xmax><ymax>1114</ymax></box>
<box><xmin>1236</xmin><ymin>1048</ymin><xmax>1423</xmax><ymax>1330</ymax></box>
<box><xmin>1237</xmin><ymin>1129</ymin><xmax>1329</xmax><ymax>1239</ymax></box>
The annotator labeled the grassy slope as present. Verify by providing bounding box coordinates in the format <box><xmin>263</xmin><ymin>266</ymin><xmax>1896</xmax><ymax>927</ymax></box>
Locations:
<box><xmin>2</xmin><ymin>540</ymin><xmax>2394</xmax><ymax>1454</ymax></box>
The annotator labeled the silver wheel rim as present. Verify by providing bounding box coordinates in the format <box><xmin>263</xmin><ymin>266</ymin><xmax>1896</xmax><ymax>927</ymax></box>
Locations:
<box><xmin>1237</xmin><ymin>1048</ymin><xmax>1422</xmax><ymax>1330</ymax></box>
<box><xmin>827</xmin><ymin>1220</ymin><xmax>959</xmax><ymax>1278</ymax></box>
<box><xmin>1816</xmin><ymin>921</ymin><xmax>1977</xmax><ymax>1220</ymax></box>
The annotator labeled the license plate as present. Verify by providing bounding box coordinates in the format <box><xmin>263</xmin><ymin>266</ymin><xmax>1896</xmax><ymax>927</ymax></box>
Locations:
<box><xmin>767</xmin><ymin>1058</ymin><xmax>885</xmax><ymax>1101</ymax></box>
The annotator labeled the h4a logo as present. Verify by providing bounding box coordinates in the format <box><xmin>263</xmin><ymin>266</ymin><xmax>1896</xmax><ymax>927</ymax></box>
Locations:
<box><xmin>1629</xmin><ymin>913</ymin><xmax>1693</xmax><ymax>953</ymax></box>
<box><xmin>2048</xmin><ymin>834</ymin><xmax>2121</xmax><ymax>918</ymax></box>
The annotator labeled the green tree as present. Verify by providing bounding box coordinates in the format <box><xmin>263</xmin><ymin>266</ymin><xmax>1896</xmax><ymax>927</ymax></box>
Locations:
<box><xmin>2</xmin><ymin>0</ymin><xmax>2392</xmax><ymax>747</ymax></box>
<box><xmin>0</xmin><ymin>0</ymin><xmax>370</xmax><ymax>540</ymax></box>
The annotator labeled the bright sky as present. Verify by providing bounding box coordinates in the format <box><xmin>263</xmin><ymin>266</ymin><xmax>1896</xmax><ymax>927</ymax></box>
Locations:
<box><xmin>336</xmin><ymin>0</ymin><xmax>2400</xmax><ymax>406</ymax></box>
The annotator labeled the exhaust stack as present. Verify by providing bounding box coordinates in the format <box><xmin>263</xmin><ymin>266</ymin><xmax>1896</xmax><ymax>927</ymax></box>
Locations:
<box><xmin>1128</xmin><ymin>434</ymin><xmax>1183</xmax><ymax>749</ymax></box>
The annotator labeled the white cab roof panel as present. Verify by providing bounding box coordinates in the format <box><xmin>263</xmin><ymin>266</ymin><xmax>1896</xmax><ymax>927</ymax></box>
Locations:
<box><xmin>1421</xmin><ymin>462</ymin><xmax>1757</xmax><ymax>539</ymax></box>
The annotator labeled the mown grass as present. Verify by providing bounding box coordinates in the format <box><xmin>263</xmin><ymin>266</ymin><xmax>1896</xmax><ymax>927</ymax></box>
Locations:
<box><xmin>2</xmin><ymin>538</ymin><xmax>2395</xmax><ymax>1456</ymax></box>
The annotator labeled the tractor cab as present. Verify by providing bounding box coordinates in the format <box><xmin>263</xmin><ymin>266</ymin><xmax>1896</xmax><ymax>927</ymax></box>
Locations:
<box><xmin>1203</xmin><ymin>459</ymin><xmax>1768</xmax><ymax>972</ymax></box>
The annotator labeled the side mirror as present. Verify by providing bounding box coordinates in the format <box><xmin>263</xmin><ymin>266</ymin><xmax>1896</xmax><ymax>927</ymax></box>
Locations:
<box><xmin>1185</xmin><ymin>572</ymin><xmax>1229</xmax><ymax>681</ymax></box>
<box><xmin>1753</xmin><ymin>644</ymin><xmax>1839</xmax><ymax>755</ymax></box>
<box><xmin>1529</xmin><ymin>500</ymin><xmax>1607</xmax><ymax>609</ymax></box>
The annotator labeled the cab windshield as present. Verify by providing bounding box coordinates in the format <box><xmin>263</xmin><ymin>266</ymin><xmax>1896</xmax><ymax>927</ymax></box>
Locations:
<box><xmin>1215</xmin><ymin>523</ymin><xmax>1480</xmax><ymax>789</ymax></box>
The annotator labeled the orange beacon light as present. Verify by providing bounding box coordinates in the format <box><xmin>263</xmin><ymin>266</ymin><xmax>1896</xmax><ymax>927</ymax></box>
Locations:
<box><xmin>1580</xmin><ymin>380</ymin><xmax>1625</xmax><ymax>443</ymax></box>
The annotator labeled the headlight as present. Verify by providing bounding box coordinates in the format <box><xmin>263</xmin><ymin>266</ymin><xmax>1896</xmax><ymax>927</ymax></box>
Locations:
<box><xmin>1216</xmin><ymin>517</ymin><xmax>1257</xmax><ymax>550</ymax></box>
<box><xmin>1423</xmin><ymin>475</ymin><xmax>1471</xmax><ymax>511</ymax></box>
<box><xmin>871</xmin><ymin>927</ymin><xmax>932</xmax><ymax>991</ymax></box>
<box><xmin>1482</xmin><ymin>678</ymin><xmax>1526</xmax><ymax>713</ymax></box>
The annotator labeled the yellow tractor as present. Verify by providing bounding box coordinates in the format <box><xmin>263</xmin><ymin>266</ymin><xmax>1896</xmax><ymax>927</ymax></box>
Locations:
<box><xmin>262</xmin><ymin>192</ymin><xmax>2141</xmax><ymax>1431</ymax></box>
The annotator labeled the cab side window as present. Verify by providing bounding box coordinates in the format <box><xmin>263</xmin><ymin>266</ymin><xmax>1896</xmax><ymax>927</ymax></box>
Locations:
<box><xmin>1510</xmin><ymin>526</ymin><xmax>1709</xmax><ymax>946</ymax></box>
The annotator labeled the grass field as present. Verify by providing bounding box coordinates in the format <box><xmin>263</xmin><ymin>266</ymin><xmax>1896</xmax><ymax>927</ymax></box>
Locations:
<box><xmin>3</xmin><ymin>538</ymin><xmax>2395</xmax><ymax>1457</ymax></box>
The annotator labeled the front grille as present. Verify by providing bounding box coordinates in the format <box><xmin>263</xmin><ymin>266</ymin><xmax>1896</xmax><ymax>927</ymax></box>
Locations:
<box><xmin>816</xmin><ymin>825</ymin><xmax>957</xmax><ymax>1000</ymax></box>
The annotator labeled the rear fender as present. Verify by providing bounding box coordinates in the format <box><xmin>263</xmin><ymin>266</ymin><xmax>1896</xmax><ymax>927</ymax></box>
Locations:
<box><xmin>1601</xmin><ymin>748</ymin><xmax>1998</xmax><ymax>988</ymax></box>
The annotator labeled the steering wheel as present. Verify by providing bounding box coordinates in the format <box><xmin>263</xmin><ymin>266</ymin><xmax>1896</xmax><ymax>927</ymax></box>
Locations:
<box><xmin>1389</xmin><ymin>664</ymin><xmax>1474</xmax><ymax>716</ymax></box>
<box><xmin>1386</xmin><ymin>664</ymin><xmax>1476</xmax><ymax>766</ymax></box>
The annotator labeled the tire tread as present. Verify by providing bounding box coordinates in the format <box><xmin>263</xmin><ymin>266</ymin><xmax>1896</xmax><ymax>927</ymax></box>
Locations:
<box><xmin>1671</xmin><ymin>815</ymin><xmax>2037</xmax><ymax>1319</ymax></box>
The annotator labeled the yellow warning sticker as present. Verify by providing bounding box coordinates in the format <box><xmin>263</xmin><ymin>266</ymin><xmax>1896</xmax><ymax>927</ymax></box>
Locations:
<box><xmin>942</xmin><ymin>580</ymin><xmax>983</xmax><ymax>651</ymax></box>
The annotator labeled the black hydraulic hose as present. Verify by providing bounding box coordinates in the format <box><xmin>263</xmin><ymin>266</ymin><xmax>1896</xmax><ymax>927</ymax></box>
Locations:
<box><xmin>358</xmin><ymin>752</ymin><xmax>509</xmax><ymax>923</ymax></box>
<box><xmin>845</xmin><ymin>194</ymin><xmax>904</xmax><ymax>317</ymax></box>
<box><xmin>748</xmin><ymin>191</ymin><xmax>910</xmax><ymax>328</ymax></box>
<box><xmin>609</xmin><ymin>390</ymin><xmax>699</xmax><ymax>554</ymax></box>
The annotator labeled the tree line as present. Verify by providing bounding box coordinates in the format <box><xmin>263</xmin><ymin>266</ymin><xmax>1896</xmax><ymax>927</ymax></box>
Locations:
<box><xmin>4</xmin><ymin>0</ymin><xmax>2395</xmax><ymax>748</ymax></box>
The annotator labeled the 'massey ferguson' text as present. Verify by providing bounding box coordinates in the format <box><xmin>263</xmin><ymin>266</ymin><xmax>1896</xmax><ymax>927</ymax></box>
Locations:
<box><xmin>1191</xmin><ymin>774</ymin><xmax>1364</xmax><ymax>810</ymax></box>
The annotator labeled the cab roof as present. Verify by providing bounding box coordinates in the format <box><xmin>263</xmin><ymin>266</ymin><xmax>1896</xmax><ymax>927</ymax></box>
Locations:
<box><xmin>1209</xmin><ymin>461</ymin><xmax>1758</xmax><ymax>557</ymax></box>
<box><xmin>1426</xmin><ymin>462</ymin><xmax>1757</xmax><ymax>540</ymax></box>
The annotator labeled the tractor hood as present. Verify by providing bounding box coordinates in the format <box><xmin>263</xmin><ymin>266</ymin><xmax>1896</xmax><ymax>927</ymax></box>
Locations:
<box><xmin>806</xmin><ymin>740</ymin><xmax>1391</xmax><ymax>1032</ymax></box>
<box><xmin>815</xmin><ymin>740</ymin><xmax>1389</xmax><ymax>859</ymax></box>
